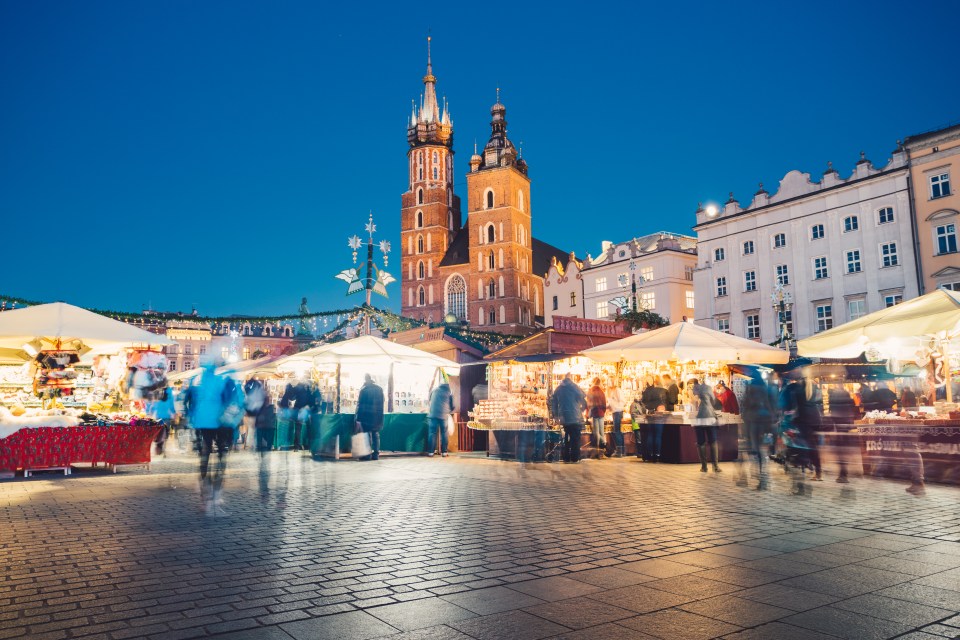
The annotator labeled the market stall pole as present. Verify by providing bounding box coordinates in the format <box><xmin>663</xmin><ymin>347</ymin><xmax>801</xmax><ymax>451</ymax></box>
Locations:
<box><xmin>582</xmin><ymin>321</ymin><xmax>789</xmax><ymax>464</ymax></box>
<box><xmin>336</xmin><ymin>213</ymin><xmax>393</xmax><ymax>337</ymax></box>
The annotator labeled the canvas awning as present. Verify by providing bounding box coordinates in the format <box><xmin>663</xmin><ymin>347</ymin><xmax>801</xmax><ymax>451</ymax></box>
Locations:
<box><xmin>797</xmin><ymin>289</ymin><xmax>960</xmax><ymax>359</ymax></box>
<box><xmin>0</xmin><ymin>302</ymin><xmax>173</xmax><ymax>360</ymax></box>
<box><xmin>274</xmin><ymin>335</ymin><xmax>460</xmax><ymax>374</ymax></box>
<box><xmin>581</xmin><ymin>321</ymin><xmax>790</xmax><ymax>364</ymax></box>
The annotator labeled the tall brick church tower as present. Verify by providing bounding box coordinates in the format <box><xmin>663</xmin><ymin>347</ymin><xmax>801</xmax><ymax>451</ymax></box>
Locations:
<box><xmin>465</xmin><ymin>93</ymin><xmax>536</xmax><ymax>327</ymax></box>
<box><xmin>400</xmin><ymin>38</ymin><xmax>462</xmax><ymax>322</ymax></box>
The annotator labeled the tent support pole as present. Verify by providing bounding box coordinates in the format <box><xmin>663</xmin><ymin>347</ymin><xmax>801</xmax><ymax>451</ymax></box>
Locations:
<box><xmin>388</xmin><ymin>362</ymin><xmax>395</xmax><ymax>412</ymax></box>
<box><xmin>335</xmin><ymin>364</ymin><xmax>341</xmax><ymax>413</ymax></box>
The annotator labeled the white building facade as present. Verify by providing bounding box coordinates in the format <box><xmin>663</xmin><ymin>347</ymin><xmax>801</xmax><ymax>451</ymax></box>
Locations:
<box><xmin>577</xmin><ymin>233</ymin><xmax>697</xmax><ymax>324</ymax></box>
<box><xmin>543</xmin><ymin>253</ymin><xmax>585</xmax><ymax>326</ymax></box>
<box><xmin>692</xmin><ymin>150</ymin><xmax>919</xmax><ymax>343</ymax></box>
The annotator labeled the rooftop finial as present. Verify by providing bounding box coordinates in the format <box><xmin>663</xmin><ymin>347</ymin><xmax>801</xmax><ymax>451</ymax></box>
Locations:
<box><xmin>496</xmin><ymin>86</ymin><xmax>500</xmax><ymax>104</ymax></box>
<box><xmin>474</xmin><ymin>139</ymin><xmax>478</xmax><ymax>154</ymax></box>
<box><xmin>426</xmin><ymin>34</ymin><xmax>432</xmax><ymax>73</ymax></box>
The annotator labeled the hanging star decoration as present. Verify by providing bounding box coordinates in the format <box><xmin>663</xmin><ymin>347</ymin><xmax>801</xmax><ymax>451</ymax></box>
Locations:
<box><xmin>348</xmin><ymin>235</ymin><xmax>362</xmax><ymax>263</ymax></box>
<box><xmin>365</xmin><ymin>219</ymin><xmax>377</xmax><ymax>235</ymax></box>
<box><xmin>379</xmin><ymin>240</ymin><xmax>391</xmax><ymax>266</ymax></box>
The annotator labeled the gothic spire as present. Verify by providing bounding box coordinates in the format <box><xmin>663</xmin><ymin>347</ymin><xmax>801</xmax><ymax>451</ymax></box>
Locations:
<box><xmin>407</xmin><ymin>37</ymin><xmax>453</xmax><ymax>148</ymax></box>
<box><xmin>421</xmin><ymin>36</ymin><xmax>439</xmax><ymax>124</ymax></box>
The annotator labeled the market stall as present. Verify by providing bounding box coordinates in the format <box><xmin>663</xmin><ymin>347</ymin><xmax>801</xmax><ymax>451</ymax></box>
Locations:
<box><xmin>271</xmin><ymin>335</ymin><xmax>459</xmax><ymax>458</ymax></box>
<box><xmin>798</xmin><ymin>288</ymin><xmax>960</xmax><ymax>484</ymax></box>
<box><xmin>582</xmin><ymin>321</ymin><xmax>790</xmax><ymax>463</ymax></box>
<box><xmin>0</xmin><ymin>303</ymin><xmax>173</xmax><ymax>476</ymax></box>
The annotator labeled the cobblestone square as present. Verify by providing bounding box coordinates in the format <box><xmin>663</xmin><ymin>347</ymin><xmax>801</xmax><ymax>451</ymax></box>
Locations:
<box><xmin>2</xmin><ymin>451</ymin><xmax>960</xmax><ymax>639</ymax></box>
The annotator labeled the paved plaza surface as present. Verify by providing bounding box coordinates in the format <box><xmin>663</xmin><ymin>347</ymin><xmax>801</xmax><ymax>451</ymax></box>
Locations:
<box><xmin>3</xmin><ymin>450</ymin><xmax>960</xmax><ymax>640</ymax></box>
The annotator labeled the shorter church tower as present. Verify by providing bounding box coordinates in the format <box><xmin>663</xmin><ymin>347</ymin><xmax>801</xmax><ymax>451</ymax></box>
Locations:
<box><xmin>465</xmin><ymin>93</ymin><xmax>536</xmax><ymax>330</ymax></box>
<box><xmin>400</xmin><ymin>38</ymin><xmax>462</xmax><ymax>323</ymax></box>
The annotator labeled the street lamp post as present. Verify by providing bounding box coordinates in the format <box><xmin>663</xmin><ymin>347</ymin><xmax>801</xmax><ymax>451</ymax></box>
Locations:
<box><xmin>629</xmin><ymin>261</ymin><xmax>638</xmax><ymax>312</ymax></box>
<box><xmin>770</xmin><ymin>282</ymin><xmax>794</xmax><ymax>356</ymax></box>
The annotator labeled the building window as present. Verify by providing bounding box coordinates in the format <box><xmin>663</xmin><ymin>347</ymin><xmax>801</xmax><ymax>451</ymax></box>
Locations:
<box><xmin>931</xmin><ymin>173</ymin><xmax>951</xmax><ymax>199</ymax></box>
<box><xmin>685</xmin><ymin>291</ymin><xmax>695</xmax><ymax>309</ymax></box>
<box><xmin>846</xmin><ymin>250</ymin><xmax>862</xmax><ymax>274</ymax></box>
<box><xmin>417</xmin><ymin>261</ymin><xmax>425</xmax><ymax>279</ymax></box>
<box><xmin>716</xmin><ymin>276</ymin><xmax>727</xmax><ymax>297</ymax></box>
<box><xmin>811</xmin><ymin>224</ymin><xmax>825</xmax><ymax>240</ymax></box>
<box><xmin>570</xmin><ymin>292</ymin><xmax>576</xmax><ymax>307</ymax></box>
<box><xmin>418</xmin><ymin>286</ymin><xmax>425</xmax><ymax>306</ymax></box>
<box><xmin>815</xmin><ymin>304</ymin><xmax>833</xmax><ymax>332</ymax></box>
<box><xmin>848</xmin><ymin>299</ymin><xmax>866</xmax><ymax>320</ymax></box>
<box><xmin>714</xmin><ymin>247</ymin><xmax>725</xmax><ymax>262</ymax></box>
<box><xmin>940</xmin><ymin>282</ymin><xmax>960</xmax><ymax>291</ymax></box>
<box><xmin>446</xmin><ymin>275</ymin><xmax>467</xmax><ymax>321</ymax></box>
<box><xmin>185</xmin><ymin>344</ymin><xmax>193</xmax><ymax>355</ymax></box>
<box><xmin>486</xmin><ymin>190</ymin><xmax>494</xmax><ymax>209</ymax></box>
<box><xmin>880</xmin><ymin>242</ymin><xmax>899</xmax><ymax>267</ymax></box>
<box><xmin>417</xmin><ymin>189</ymin><xmax>423</xmax><ymax>205</ymax></box>
<box><xmin>742</xmin><ymin>240</ymin><xmax>755</xmax><ymax>255</ymax></box>
<box><xmin>878</xmin><ymin>207</ymin><xmax>894</xmax><ymax>224</ymax></box>
<box><xmin>684</xmin><ymin>265</ymin><xmax>694</xmax><ymax>281</ymax></box>
<box><xmin>746</xmin><ymin>314</ymin><xmax>760</xmax><ymax>339</ymax></box>
<box><xmin>168</xmin><ymin>361</ymin><xmax>177</xmax><ymax>372</ymax></box>
<box><xmin>744</xmin><ymin>270</ymin><xmax>757</xmax><ymax>292</ymax></box>
<box><xmin>184</xmin><ymin>361</ymin><xmax>192</xmax><ymax>370</ymax></box>
<box><xmin>552</xmin><ymin>295</ymin><xmax>558</xmax><ymax>311</ymax></box>
<box><xmin>775</xmin><ymin>264</ymin><xmax>789</xmax><ymax>285</ymax></box>
<box><xmin>478</xmin><ymin>308</ymin><xmax>486</xmax><ymax>325</ymax></box>
<box><xmin>199</xmin><ymin>345</ymin><xmax>206</xmax><ymax>355</ymax></box>
<box><xmin>416</xmin><ymin>211</ymin><xmax>423</xmax><ymax>228</ymax></box>
<box><xmin>640</xmin><ymin>266</ymin><xmax>654</xmax><ymax>281</ymax></box>
<box><xmin>773</xmin><ymin>233</ymin><xmax>786</xmax><ymax>249</ymax></box>
<box><xmin>417</xmin><ymin>235</ymin><xmax>424</xmax><ymax>253</ymax></box>
<box><xmin>487</xmin><ymin>280</ymin><xmax>495</xmax><ymax>299</ymax></box>
<box><xmin>499</xmin><ymin>305</ymin><xmax>505</xmax><ymax>324</ymax></box>
<box><xmin>717</xmin><ymin>318</ymin><xmax>730</xmax><ymax>333</ymax></box>
<box><xmin>433</xmin><ymin>166</ymin><xmax>438</xmax><ymax>180</ymax></box>
<box><xmin>487</xmin><ymin>225</ymin><xmax>495</xmax><ymax>243</ymax></box>
<box><xmin>813</xmin><ymin>256</ymin><xmax>829</xmax><ymax>280</ymax></box>
<box><xmin>885</xmin><ymin>294</ymin><xmax>903</xmax><ymax>307</ymax></box>
<box><xmin>595</xmin><ymin>277</ymin><xmax>607</xmax><ymax>292</ymax></box>
<box><xmin>596</xmin><ymin>301</ymin><xmax>609</xmax><ymax>319</ymax></box>
<box><xmin>242</xmin><ymin>347</ymin><xmax>250</xmax><ymax>360</ymax></box>
<box><xmin>843</xmin><ymin>215</ymin><xmax>859</xmax><ymax>232</ymax></box>
<box><xmin>488</xmin><ymin>252</ymin><xmax>495</xmax><ymax>270</ymax></box>
<box><xmin>936</xmin><ymin>223</ymin><xmax>958</xmax><ymax>255</ymax></box>
<box><xmin>640</xmin><ymin>291</ymin><xmax>655</xmax><ymax>309</ymax></box>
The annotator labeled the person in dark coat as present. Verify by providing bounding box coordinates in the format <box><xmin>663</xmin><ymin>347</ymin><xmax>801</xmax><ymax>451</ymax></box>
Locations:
<box><xmin>550</xmin><ymin>375</ymin><xmax>587</xmax><ymax>463</ymax></box>
<box><xmin>741</xmin><ymin>375</ymin><xmax>777</xmax><ymax>489</ymax></box>
<box><xmin>426</xmin><ymin>381</ymin><xmax>454</xmax><ymax>456</ymax></box>
<box><xmin>586</xmin><ymin>378</ymin><xmax>608</xmax><ymax>457</ymax></box>
<box><xmin>355</xmin><ymin>374</ymin><xmax>385</xmax><ymax>460</ymax></box>
<box><xmin>780</xmin><ymin>369</ymin><xmax>823</xmax><ymax>492</ymax></box>
<box><xmin>662</xmin><ymin>374</ymin><xmax>680</xmax><ymax>411</ymax></box>
<box><xmin>640</xmin><ymin>376</ymin><xmax>667</xmax><ymax>462</ymax></box>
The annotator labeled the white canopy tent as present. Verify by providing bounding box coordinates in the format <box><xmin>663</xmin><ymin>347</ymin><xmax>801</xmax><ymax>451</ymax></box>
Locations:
<box><xmin>581</xmin><ymin>321</ymin><xmax>790</xmax><ymax>364</ymax></box>
<box><xmin>275</xmin><ymin>335</ymin><xmax>460</xmax><ymax>374</ymax></box>
<box><xmin>0</xmin><ymin>302</ymin><xmax>174</xmax><ymax>360</ymax></box>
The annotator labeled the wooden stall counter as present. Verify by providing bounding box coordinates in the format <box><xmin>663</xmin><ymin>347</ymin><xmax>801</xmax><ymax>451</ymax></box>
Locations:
<box><xmin>306</xmin><ymin>413</ymin><xmax>429</xmax><ymax>459</ymax></box>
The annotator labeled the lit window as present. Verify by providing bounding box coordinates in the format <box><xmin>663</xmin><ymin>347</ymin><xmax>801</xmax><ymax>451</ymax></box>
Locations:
<box><xmin>744</xmin><ymin>271</ymin><xmax>757</xmax><ymax>292</ymax></box>
<box><xmin>811</xmin><ymin>224</ymin><xmax>825</xmax><ymax>240</ymax></box>
<box><xmin>936</xmin><ymin>223</ymin><xmax>957</xmax><ymax>255</ymax></box>
<box><xmin>815</xmin><ymin>304</ymin><xmax>833</xmax><ymax>332</ymax></box>
<box><xmin>746</xmin><ymin>314</ymin><xmax>760</xmax><ymax>339</ymax></box>
<box><xmin>640</xmin><ymin>291</ymin><xmax>655</xmax><ymax>309</ymax></box>
<box><xmin>773</xmin><ymin>233</ymin><xmax>786</xmax><ymax>249</ymax></box>
<box><xmin>596</xmin><ymin>301</ymin><xmax>609</xmax><ymax>319</ymax></box>
<box><xmin>848</xmin><ymin>299</ymin><xmax>866</xmax><ymax>320</ymax></box>
<box><xmin>843</xmin><ymin>216</ymin><xmax>859</xmax><ymax>232</ymax></box>
<box><xmin>885</xmin><ymin>294</ymin><xmax>903</xmax><ymax>307</ymax></box>
<box><xmin>714</xmin><ymin>247</ymin><xmax>725</xmax><ymax>262</ymax></box>
<box><xmin>813</xmin><ymin>256</ymin><xmax>829</xmax><ymax>280</ymax></box>
<box><xmin>717</xmin><ymin>318</ymin><xmax>730</xmax><ymax>333</ymax></box>
<box><xmin>716</xmin><ymin>277</ymin><xmax>727</xmax><ymax>297</ymax></box>
<box><xmin>595</xmin><ymin>277</ymin><xmax>607</xmax><ymax>292</ymax></box>
<box><xmin>878</xmin><ymin>207</ymin><xmax>894</xmax><ymax>224</ymax></box>
<box><xmin>846</xmin><ymin>250</ymin><xmax>862</xmax><ymax>274</ymax></box>
<box><xmin>640</xmin><ymin>266</ymin><xmax>654</xmax><ymax>281</ymax></box>
<box><xmin>775</xmin><ymin>264</ymin><xmax>789</xmax><ymax>285</ymax></box>
<box><xmin>685</xmin><ymin>291</ymin><xmax>695</xmax><ymax>309</ymax></box>
<box><xmin>742</xmin><ymin>240</ymin><xmax>755</xmax><ymax>255</ymax></box>
<box><xmin>931</xmin><ymin>173</ymin><xmax>951</xmax><ymax>199</ymax></box>
<box><xmin>880</xmin><ymin>242</ymin><xmax>899</xmax><ymax>267</ymax></box>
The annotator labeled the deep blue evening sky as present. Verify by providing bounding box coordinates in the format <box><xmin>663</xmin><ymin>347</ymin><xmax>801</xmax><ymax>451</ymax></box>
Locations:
<box><xmin>2</xmin><ymin>1</ymin><xmax>958</xmax><ymax>317</ymax></box>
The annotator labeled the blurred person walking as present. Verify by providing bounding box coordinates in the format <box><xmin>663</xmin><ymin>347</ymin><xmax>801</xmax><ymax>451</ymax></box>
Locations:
<box><xmin>690</xmin><ymin>378</ymin><xmax>722</xmax><ymax>473</ymax></box>
<box><xmin>741</xmin><ymin>374</ymin><xmax>777</xmax><ymax>489</ymax></box>
<box><xmin>551</xmin><ymin>374</ymin><xmax>587</xmax><ymax>463</ymax></box>
<box><xmin>355</xmin><ymin>374</ymin><xmax>385</xmax><ymax>461</ymax></box>
<box><xmin>426</xmin><ymin>379</ymin><xmax>454</xmax><ymax>457</ymax></box>
<box><xmin>662</xmin><ymin>374</ymin><xmax>680</xmax><ymax>411</ymax></box>
<box><xmin>183</xmin><ymin>359</ymin><xmax>244</xmax><ymax>516</ymax></box>
<box><xmin>714</xmin><ymin>380</ymin><xmax>740</xmax><ymax>414</ymax></box>
<box><xmin>779</xmin><ymin>369</ymin><xmax>823</xmax><ymax>494</ymax></box>
<box><xmin>607</xmin><ymin>381</ymin><xmax>626</xmax><ymax>457</ymax></box>
<box><xmin>586</xmin><ymin>378</ymin><xmax>608</xmax><ymax>458</ymax></box>
<box><xmin>243</xmin><ymin>377</ymin><xmax>268</xmax><ymax>450</ymax></box>
<box><xmin>146</xmin><ymin>385</ymin><xmax>177</xmax><ymax>457</ymax></box>
<box><xmin>641</xmin><ymin>375</ymin><xmax>667</xmax><ymax>462</ymax></box>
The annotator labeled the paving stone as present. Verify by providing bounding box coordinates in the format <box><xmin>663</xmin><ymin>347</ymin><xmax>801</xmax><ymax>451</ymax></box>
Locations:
<box><xmin>506</xmin><ymin>576</ymin><xmax>602</xmax><ymax>602</ymax></box>
<box><xmin>586</xmin><ymin>585</ymin><xmax>695</xmax><ymax>614</ymax></box>
<box><xmin>876</xmin><ymin>582</ymin><xmax>960</xmax><ymax>611</ymax></box>
<box><xmin>679</xmin><ymin>593</ymin><xmax>794</xmax><ymax>627</ymax></box>
<box><xmin>643</xmin><ymin>574</ymin><xmax>743</xmax><ymax>599</ymax></box>
<box><xmin>619</xmin><ymin>558</ymin><xmax>703</xmax><ymax>578</ymax></box>
<box><xmin>735</xmin><ymin>584</ymin><xmax>842</xmax><ymax>612</ymax></box>
<box><xmin>281</xmin><ymin>610</ymin><xmax>397</xmax><ymax>640</ymax></box>
<box><xmin>831</xmin><ymin>593</ymin><xmax>955</xmax><ymax>627</ymax></box>
<box><xmin>440</xmin><ymin>585</ymin><xmax>544</xmax><ymax>616</ymax></box>
<box><xmin>720</xmin><ymin>621</ymin><xmax>843</xmax><ymax>639</ymax></box>
<box><xmin>364</xmin><ymin>597</ymin><xmax>475</xmax><ymax>632</ymax></box>
<box><xmin>449</xmin><ymin>609</ymin><xmax>568</xmax><ymax>640</ymax></box>
<box><xmin>618</xmin><ymin>608</ymin><xmax>741</xmax><ymax>640</ymax></box>
<box><xmin>782</xmin><ymin>606</ymin><xmax>914</xmax><ymax>639</ymax></box>
<box><xmin>522</xmin><ymin>596</ymin><xmax>634</xmax><ymax>629</ymax></box>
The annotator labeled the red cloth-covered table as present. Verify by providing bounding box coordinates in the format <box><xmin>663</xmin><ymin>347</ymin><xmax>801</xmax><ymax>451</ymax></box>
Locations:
<box><xmin>0</xmin><ymin>424</ymin><xmax>162</xmax><ymax>473</ymax></box>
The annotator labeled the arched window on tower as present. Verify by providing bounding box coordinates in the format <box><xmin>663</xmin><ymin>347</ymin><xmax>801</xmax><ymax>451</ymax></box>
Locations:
<box><xmin>518</xmin><ymin>190</ymin><xmax>525</xmax><ymax>212</ymax></box>
<box><xmin>416</xmin><ymin>211</ymin><xmax>423</xmax><ymax>228</ymax></box>
<box><xmin>419</xmin><ymin>167</ymin><xmax>423</xmax><ymax>180</ymax></box>
<box><xmin>486</xmin><ymin>190</ymin><xmax>494</xmax><ymax>209</ymax></box>
<box><xmin>499</xmin><ymin>275</ymin><xmax>505</xmax><ymax>297</ymax></box>
<box><xmin>418</xmin><ymin>286</ymin><xmax>425</xmax><ymax>306</ymax></box>
<box><xmin>417</xmin><ymin>261</ymin><xmax>425</xmax><ymax>280</ymax></box>
<box><xmin>433</xmin><ymin>151</ymin><xmax>438</xmax><ymax>164</ymax></box>
<box><xmin>479</xmin><ymin>308</ymin><xmax>486</xmax><ymax>325</ymax></box>
<box><xmin>417</xmin><ymin>189</ymin><xmax>423</xmax><ymax>205</ymax></box>
<box><xmin>417</xmin><ymin>235</ymin><xmax>424</xmax><ymax>253</ymax></box>
<box><xmin>487</xmin><ymin>225</ymin><xmax>495</xmax><ymax>243</ymax></box>
<box><xmin>489</xmin><ymin>306</ymin><xmax>496</xmax><ymax>324</ymax></box>
<box><xmin>433</xmin><ymin>166</ymin><xmax>438</xmax><ymax>180</ymax></box>
<box><xmin>499</xmin><ymin>305</ymin><xmax>506</xmax><ymax>324</ymax></box>
<box><xmin>488</xmin><ymin>251</ymin><xmax>495</xmax><ymax>270</ymax></box>
<box><xmin>446</xmin><ymin>275</ymin><xmax>466</xmax><ymax>321</ymax></box>
<box><xmin>488</xmin><ymin>280</ymin><xmax>496</xmax><ymax>299</ymax></box>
